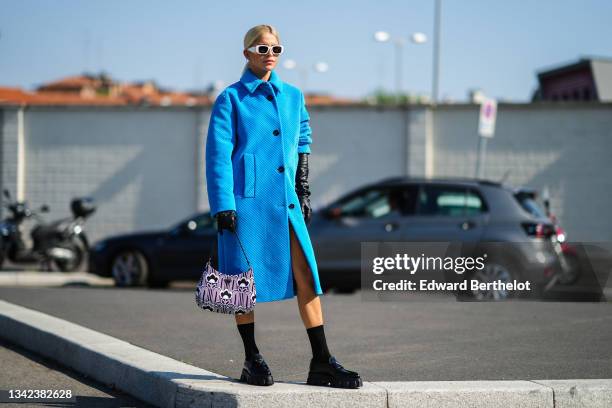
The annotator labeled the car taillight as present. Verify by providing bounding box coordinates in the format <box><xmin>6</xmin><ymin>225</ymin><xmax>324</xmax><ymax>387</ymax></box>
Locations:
<box><xmin>555</xmin><ymin>226</ymin><xmax>566</xmax><ymax>243</ymax></box>
<box><xmin>522</xmin><ymin>222</ymin><xmax>555</xmax><ymax>239</ymax></box>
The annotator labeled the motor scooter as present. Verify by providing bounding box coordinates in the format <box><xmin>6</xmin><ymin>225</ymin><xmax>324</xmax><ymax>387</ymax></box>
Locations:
<box><xmin>0</xmin><ymin>189</ymin><xmax>96</xmax><ymax>272</ymax></box>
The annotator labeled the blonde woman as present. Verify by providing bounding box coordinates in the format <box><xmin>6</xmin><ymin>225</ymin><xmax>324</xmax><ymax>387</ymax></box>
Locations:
<box><xmin>205</xmin><ymin>24</ymin><xmax>362</xmax><ymax>388</ymax></box>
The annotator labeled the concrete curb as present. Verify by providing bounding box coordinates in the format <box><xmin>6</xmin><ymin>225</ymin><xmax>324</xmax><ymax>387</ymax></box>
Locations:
<box><xmin>0</xmin><ymin>271</ymin><xmax>113</xmax><ymax>287</ymax></box>
<box><xmin>1</xmin><ymin>299</ymin><xmax>611</xmax><ymax>408</ymax></box>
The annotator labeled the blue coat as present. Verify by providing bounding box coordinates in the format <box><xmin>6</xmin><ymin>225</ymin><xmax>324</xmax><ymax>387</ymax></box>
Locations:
<box><xmin>205</xmin><ymin>67</ymin><xmax>324</xmax><ymax>303</ymax></box>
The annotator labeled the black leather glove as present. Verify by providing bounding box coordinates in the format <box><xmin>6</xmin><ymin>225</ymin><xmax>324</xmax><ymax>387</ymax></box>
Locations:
<box><xmin>215</xmin><ymin>210</ymin><xmax>237</xmax><ymax>234</ymax></box>
<box><xmin>295</xmin><ymin>153</ymin><xmax>312</xmax><ymax>225</ymax></box>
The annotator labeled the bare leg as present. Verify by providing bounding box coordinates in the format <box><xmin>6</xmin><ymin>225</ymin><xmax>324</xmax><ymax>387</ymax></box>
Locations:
<box><xmin>235</xmin><ymin>310</ymin><xmax>254</xmax><ymax>324</ymax></box>
<box><xmin>289</xmin><ymin>220</ymin><xmax>324</xmax><ymax>328</ymax></box>
<box><xmin>289</xmin><ymin>221</ymin><xmax>362</xmax><ymax>387</ymax></box>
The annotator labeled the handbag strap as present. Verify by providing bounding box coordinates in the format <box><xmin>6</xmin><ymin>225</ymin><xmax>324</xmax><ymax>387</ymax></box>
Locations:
<box><xmin>208</xmin><ymin>229</ymin><xmax>252</xmax><ymax>268</ymax></box>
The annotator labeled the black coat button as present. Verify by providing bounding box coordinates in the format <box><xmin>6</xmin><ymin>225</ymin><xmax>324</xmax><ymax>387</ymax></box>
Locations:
<box><xmin>277</xmin><ymin>166</ymin><xmax>285</xmax><ymax>173</ymax></box>
<box><xmin>273</xmin><ymin>129</ymin><xmax>280</xmax><ymax>136</ymax></box>
<box><xmin>267</xmin><ymin>95</ymin><xmax>274</xmax><ymax>101</ymax></box>
<box><xmin>289</xmin><ymin>203</ymin><xmax>295</xmax><ymax>209</ymax></box>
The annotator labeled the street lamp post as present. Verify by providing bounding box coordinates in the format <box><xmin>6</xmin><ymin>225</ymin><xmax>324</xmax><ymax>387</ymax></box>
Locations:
<box><xmin>373</xmin><ymin>30</ymin><xmax>427</xmax><ymax>99</ymax></box>
<box><xmin>282</xmin><ymin>59</ymin><xmax>329</xmax><ymax>94</ymax></box>
<box><xmin>432</xmin><ymin>0</ymin><xmax>442</xmax><ymax>104</ymax></box>
<box><xmin>394</xmin><ymin>37</ymin><xmax>405</xmax><ymax>96</ymax></box>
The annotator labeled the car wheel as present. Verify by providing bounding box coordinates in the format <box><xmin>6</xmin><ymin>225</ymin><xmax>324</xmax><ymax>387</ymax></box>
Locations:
<box><xmin>111</xmin><ymin>250</ymin><xmax>148</xmax><ymax>287</ymax></box>
<box><xmin>468</xmin><ymin>260</ymin><xmax>523</xmax><ymax>301</ymax></box>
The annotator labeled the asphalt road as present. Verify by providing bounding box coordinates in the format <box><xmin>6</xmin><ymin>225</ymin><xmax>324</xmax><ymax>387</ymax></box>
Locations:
<box><xmin>0</xmin><ymin>285</ymin><xmax>611</xmax><ymax>383</ymax></box>
<box><xmin>0</xmin><ymin>337</ymin><xmax>154</xmax><ymax>407</ymax></box>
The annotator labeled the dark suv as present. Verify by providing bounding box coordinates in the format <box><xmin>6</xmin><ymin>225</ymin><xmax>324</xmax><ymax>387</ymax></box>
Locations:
<box><xmin>309</xmin><ymin>176</ymin><xmax>563</xmax><ymax>299</ymax></box>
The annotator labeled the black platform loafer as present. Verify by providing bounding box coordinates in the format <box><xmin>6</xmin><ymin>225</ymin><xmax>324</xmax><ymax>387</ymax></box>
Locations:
<box><xmin>239</xmin><ymin>353</ymin><xmax>274</xmax><ymax>386</ymax></box>
<box><xmin>306</xmin><ymin>355</ymin><xmax>363</xmax><ymax>388</ymax></box>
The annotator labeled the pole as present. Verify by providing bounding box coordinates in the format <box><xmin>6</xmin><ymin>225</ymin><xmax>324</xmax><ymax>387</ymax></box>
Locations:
<box><xmin>432</xmin><ymin>0</ymin><xmax>441</xmax><ymax>104</ymax></box>
<box><xmin>378</xmin><ymin>50</ymin><xmax>384</xmax><ymax>92</ymax></box>
<box><xmin>395</xmin><ymin>39</ymin><xmax>403</xmax><ymax>98</ymax></box>
<box><xmin>299</xmin><ymin>67</ymin><xmax>309</xmax><ymax>95</ymax></box>
<box><xmin>475</xmin><ymin>135</ymin><xmax>488</xmax><ymax>179</ymax></box>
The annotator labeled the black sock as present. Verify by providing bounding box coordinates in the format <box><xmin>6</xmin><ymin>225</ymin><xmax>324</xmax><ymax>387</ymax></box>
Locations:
<box><xmin>237</xmin><ymin>322</ymin><xmax>260</xmax><ymax>360</ymax></box>
<box><xmin>306</xmin><ymin>324</ymin><xmax>332</xmax><ymax>363</ymax></box>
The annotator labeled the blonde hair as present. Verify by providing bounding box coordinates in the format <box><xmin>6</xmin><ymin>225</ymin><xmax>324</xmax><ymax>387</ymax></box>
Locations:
<box><xmin>242</xmin><ymin>25</ymin><xmax>281</xmax><ymax>75</ymax></box>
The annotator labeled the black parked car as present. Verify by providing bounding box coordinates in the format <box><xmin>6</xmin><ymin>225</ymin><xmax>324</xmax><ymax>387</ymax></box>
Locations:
<box><xmin>88</xmin><ymin>213</ymin><xmax>216</xmax><ymax>287</ymax></box>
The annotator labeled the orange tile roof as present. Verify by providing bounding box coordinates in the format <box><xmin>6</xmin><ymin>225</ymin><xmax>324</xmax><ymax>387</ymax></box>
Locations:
<box><xmin>0</xmin><ymin>87</ymin><xmax>210</xmax><ymax>107</ymax></box>
<box><xmin>0</xmin><ymin>86</ymin><xmax>128</xmax><ymax>106</ymax></box>
<box><xmin>0</xmin><ymin>87</ymin><xmax>32</xmax><ymax>104</ymax></box>
<box><xmin>0</xmin><ymin>73</ymin><xmax>213</xmax><ymax>107</ymax></box>
<box><xmin>37</xmin><ymin>75</ymin><xmax>102</xmax><ymax>92</ymax></box>
<box><xmin>305</xmin><ymin>94</ymin><xmax>360</xmax><ymax>106</ymax></box>
<box><xmin>1</xmin><ymin>74</ymin><xmax>358</xmax><ymax>107</ymax></box>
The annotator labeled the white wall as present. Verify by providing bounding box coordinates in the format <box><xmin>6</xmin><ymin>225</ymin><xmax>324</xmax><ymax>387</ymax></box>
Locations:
<box><xmin>21</xmin><ymin>107</ymin><xmax>199</xmax><ymax>242</ymax></box>
<box><xmin>303</xmin><ymin>107</ymin><xmax>410</xmax><ymax>207</ymax></box>
<box><xmin>0</xmin><ymin>108</ymin><xmax>19</xmax><ymax>204</ymax></box>
<box><xmin>1</xmin><ymin>102</ymin><xmax>611</xmax><ymax>243</ymax></box>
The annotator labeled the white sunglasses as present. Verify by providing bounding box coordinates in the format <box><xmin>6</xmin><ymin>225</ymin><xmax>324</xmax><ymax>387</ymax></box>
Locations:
<box><xmin>247</xmin><ymin>44</ymin><xmax>284</xmax><ymax>56</ymax></box>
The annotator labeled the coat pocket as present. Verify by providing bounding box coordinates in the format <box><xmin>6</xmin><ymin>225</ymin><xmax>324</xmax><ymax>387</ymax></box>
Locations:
<box><xmin>243</xmin><ymin>153</ymin><xmax>255</xmax><ymax>197</ymax></box>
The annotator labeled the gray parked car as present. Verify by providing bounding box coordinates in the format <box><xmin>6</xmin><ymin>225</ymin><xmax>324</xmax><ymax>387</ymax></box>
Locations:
<box><xmin>309</xmin><ymin>176</ymin><xmax>563</xmax><ymax>300</ymax></box>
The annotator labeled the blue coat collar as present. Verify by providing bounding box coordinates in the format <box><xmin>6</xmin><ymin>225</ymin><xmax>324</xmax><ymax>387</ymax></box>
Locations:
<box><xmin>240</xmin><ymin>67</ymin><xmax>283</xmax><ymax>94</ymax></box>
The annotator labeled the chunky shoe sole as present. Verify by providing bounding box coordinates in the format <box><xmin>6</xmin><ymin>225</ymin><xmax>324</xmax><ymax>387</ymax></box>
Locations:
<box><xmin>239</xmin><ymin>368</ymin><xmax>274</xmax><ymax>386</ymax></box>
<box><xmin>306</xmin><ymin>372</ymin><xmax>363</xmax><ymax>389</ymax></box>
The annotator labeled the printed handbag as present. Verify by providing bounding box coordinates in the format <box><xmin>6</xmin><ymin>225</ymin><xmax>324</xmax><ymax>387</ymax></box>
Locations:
<box><xmin>194</xmin><ymin>228</ymin><xmax>256</xmax><ymax>315</ymax></box>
